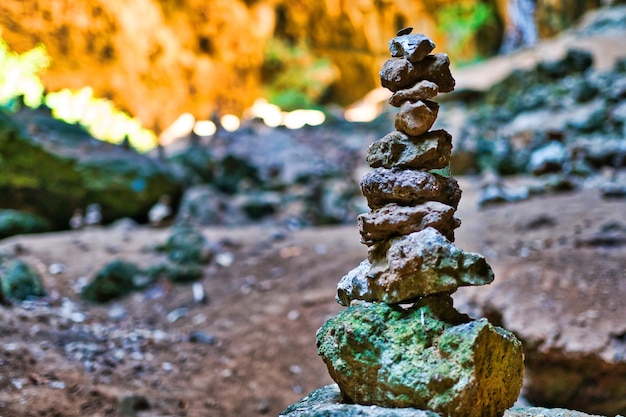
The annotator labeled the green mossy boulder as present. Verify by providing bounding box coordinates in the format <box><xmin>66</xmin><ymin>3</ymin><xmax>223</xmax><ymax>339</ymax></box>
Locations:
<box><xmin>81</xmin><ymin>259</ymin><xmax>149</xmax><ymax>303</ymax></box>
<box><xmin>0</xmin><ymin>209</ymin><xmax>52</xmax><ymax>239</ymax></box>
<box><xmin>162</xmin><ymin>222</ymin><xmax>213</xmax><ymax>265</ymax></box>
<box><xmin>316</xmin><ymin>296</ymin><xmax>524</xmax><ymax>417</ymax></box>
<box><xmin>0</xmin><ymin>108</ymin><xmax>181</xmax><ymax>229</ymax></box>
<box><xmin>0</xmin><ymin>259</ymin><xmax>45</xmax><ymax>301</ymax></box>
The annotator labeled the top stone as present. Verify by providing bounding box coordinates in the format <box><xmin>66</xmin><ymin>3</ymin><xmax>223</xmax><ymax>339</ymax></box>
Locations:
<box><xmin>389</xmin><ymin>32</ymin><xmax>435</xmax><ymax>63</ymax></box>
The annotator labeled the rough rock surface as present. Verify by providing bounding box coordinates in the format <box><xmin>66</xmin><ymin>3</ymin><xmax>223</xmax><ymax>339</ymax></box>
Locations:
<box><xmin>394</xmin><ymin>100</ymin><xmax>440</xmax><ymax>136</ymax></box>
<box><xmin>0</xmin><ymin>109</ymin><xmax>180</xmax><ymax>228</ymax></box>
<box><xmin>360</xmin><ymin>168</ymin><xmax>461</xmax><ymax>210</ymax></box>
<box><xmin>389</xmin><ymin>80</ymin><xmax>439</xmax><ymax>107</ymax></box>
<box><xmin>280</xmin><ymin>385</ymin><xmax>612</xmax><ymax>417</ymax></box>
<box><xmin>358</xmin><ymin>201</ymin><xmax>459</xmax><ymax>245</ymax></box>
<box><xmin>389</xmin><ymin>33</ymin><xmax>436</xmax><ymax>62</ymax></box>
<box><xmin>366</xmin><ymin>129</ymin><xmax>452</xmax><ymax>170</ymax></box>
<box><xmin>316</xmin><ymin>297</ymin><xmax>524</xmax><ymax>416</ymax></box>
<box><xmin>336</xmin><ymin>228</ymin><xmax>493</xmax><ymax>305</ymax></box>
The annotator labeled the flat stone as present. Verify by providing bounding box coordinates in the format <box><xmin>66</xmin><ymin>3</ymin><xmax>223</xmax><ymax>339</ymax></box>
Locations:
<box><xmin>366</xmin><ymin>130</ymin><xmax>452</xmax><ymax>170</ymax></box>
<box><xmin>358</xmin><ymin>201</ymin><xmax>460</xmax><ymax>245</ymax></box>
<box><xmin>316</xmin><ymin>296</ymin><xmax>524</xmax><ymax>416</ymax></box>
<box><xmin>380</xmin><ymin>58</ymin><xmax>418</xmax><ymax>92</ymax></box>
<box><xmin>281</xmin><ymin>385</ymin><xmax>610</xmax><ymax>417</ymax></box>
<box><xmin>394</xmin><ymin>100</ymin><xmax>439</xmax><ymax>137</ymax></box>
<box><xmin>388</xmin><ymin>33</ymin><xmax>435</xmax><ymax>62</ymax></box>
<box><xmin>360</xmin><ymin>168</ymin><xmax>461</xmax><ymax>210</ymax></box>
<box><xmin>336</xmin><ymin>228</ymin><xmax>493</xmax><ymax>305</ymax></box>
<box><xmin>389</xmin><ymin>80</ymin><xmax>439</xmax><ymax>107</ymax></box>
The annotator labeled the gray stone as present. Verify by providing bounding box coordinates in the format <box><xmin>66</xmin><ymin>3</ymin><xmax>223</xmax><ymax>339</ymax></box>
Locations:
<box><xmin>366</xmin><ymin>130</ymin><xmax>452</xmax><ymax>171</ymax></box>
<box><xmin>358</xmin><ymin>201</ymin><xmax>459</xmax><ymax>245</ymax></box>
<box><xmin>360</xmin><ymin>168</ymin><xmax>462</xmax><ymax>210</ymax></box>
<box><xmin>281</xmin><ymin>386</ymin><xmax>610</xmax><ymax>417</ymax></box>
<box><xmin>380</xmin><ymin>58</ymin><xmax>419</xmax><ymax>92</ymax></box>
<box><xmin>394</xmin><ymin>100</ymin><xmax>439</xmax><ymax>137</ymax></box>
<box><xmin>316</xmin><ymin>297</ymin><xmax>524</xmax><ymax>415</ymax></box>
<box><xmin>389</xmin><ymin>80</ymin><xmax>439</xmax><ymax>107</ymax></box>
<box><xmin>388</xmin><ymin>33</ymin><xmax>436</xmax><ymax>63</ymax></box>
<box><xmin>412</xmin><ymin>53</ymin><xmax>455</xmax><ymax>93</ymax></box>
<box><xmin>337</xmin><ymin>228</ymin><xmax>493</xmax><ymax>305</ymax></box>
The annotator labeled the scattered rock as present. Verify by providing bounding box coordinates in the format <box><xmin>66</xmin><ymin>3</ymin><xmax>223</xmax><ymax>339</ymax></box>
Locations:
<box><xmin>0</xmin><ymin>259</ymin><xmax>45</xmax><ymax>301</ymax></box>
<box><xmin>80</xmin><ymin>260</ymin><xmax>147</xmax><ymax>303</ymax></box>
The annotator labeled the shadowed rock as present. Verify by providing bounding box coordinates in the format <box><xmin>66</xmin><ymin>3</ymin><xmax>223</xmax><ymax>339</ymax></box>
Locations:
<box><xmin>394</xmin><ymin>100</ymin><xmax>439</xmax><ymax>136</ymax></box>
<box><xmin>380</xmin><ymin>54</ymin><xmax>455</xmax><ymax>93</ymax></box>
<box><xmin>281</xmin><ymin>385</ymin><xmax>607</xmax><ymax>417</ymax></box>
<box><xmin>412</xmin><ymin>53</ymin><xmax>455</xmax><ymax>93</ymax></box>
<box><xmin>389</xmin><ymin>33</ymin><xmax>435</xmax><ymax>62</ymax></box>
<box><xmin>358</xmin><ymin>201</ymin><xmax>459</xmax><ymax>245</ymax></box>
<box><xmin>316</xmin><ymin>296</ymin><xmax>524</xmax><ymax>416</ymax></box>
<box><xmin>336</xmin><ymin>227</ymin><xmax>493</xmax><ymax>305</ymax></box>
<box><xmin>360</xmin><ymin>168</ymin><xmax>461</xmax><ymax>210</ymax></box>
<box><xmin>367</xmin><ymin>130</ymin><xmax>452</xmax><ymax>170</ymax></box>
<box><xmin>389</xmin><ymin>80</ymin><xmax>439</xmax><ymax>107</ymax></box>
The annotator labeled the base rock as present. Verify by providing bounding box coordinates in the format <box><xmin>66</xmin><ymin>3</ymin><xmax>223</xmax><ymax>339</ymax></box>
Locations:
<box><xmin>316</xmin><ymin>296</ymin><xmax>524</xmax><ymax>417</ymax></box>
<box><xmin>280</xmin><ymin>385</ymin><xmax>613</xmax><ymax>417</ymax></box>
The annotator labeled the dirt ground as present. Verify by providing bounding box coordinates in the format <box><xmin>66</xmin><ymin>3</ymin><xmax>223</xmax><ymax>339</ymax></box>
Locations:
<box><xmin>0</xmin><ymin>178</ymin><xmax>624</xmax><ymax>417</ymax></box>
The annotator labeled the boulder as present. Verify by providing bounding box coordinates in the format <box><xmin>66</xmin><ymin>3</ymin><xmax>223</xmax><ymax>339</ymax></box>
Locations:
<box><xmin>316</xmin><ymin>296</ymin><xmax>524</xmax><ymax>416</ymax></box>
<box><xmin>366</xmin><ymin>130</ymin><xmax>452</xmax><ymax>171</ymax></box>
<box><xmin>358</xmin><ymin>201</ymin><xmax>459</xmax><ymax>245</ymax></box>
<box><xmin>81</xmin><ymin>259</ymin><xmax>147</xmax><ymax>303</ymax></box>
<box><xmin>337</xmin><ymin>228</ymin><xmax>493</xmax><ymax>305</ymax></box>
<box><xmin>0</xmin><ymin>209</ymin><xmax>51</xmax><ymax>239</ymax></box>
<box><xmin>360</xmin><ymin>168</ymin><xmax>462</xmax><ymax>210</ymax></box>
<box><xmin>0</xmin><ymin>109</ymin><xmax>181</xmax><ymax>229</ymax></box>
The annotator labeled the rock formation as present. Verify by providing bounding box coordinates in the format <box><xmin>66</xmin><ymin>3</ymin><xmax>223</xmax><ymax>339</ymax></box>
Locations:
<box><xmin>283</xmin><ymin>29</ymin><xmax>525</xmax><ymax>417</ymax></box>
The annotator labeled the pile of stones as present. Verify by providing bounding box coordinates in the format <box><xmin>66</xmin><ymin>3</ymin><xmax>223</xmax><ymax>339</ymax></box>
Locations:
<box><xmin>282</xmin><ymin>29</ymin><xmax>525</xmax><ymax>417</ymax></box>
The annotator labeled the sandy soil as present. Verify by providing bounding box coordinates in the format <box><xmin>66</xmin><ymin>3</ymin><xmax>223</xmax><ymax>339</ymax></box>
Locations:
<box><xmin>0</xmin><ymin>178</ymin><xmax>624</xmax><ymax>417</ymax></box>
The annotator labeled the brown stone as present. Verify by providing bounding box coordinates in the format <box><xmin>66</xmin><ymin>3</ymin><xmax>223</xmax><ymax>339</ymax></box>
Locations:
<box><xmin>388</xmin><ymin>33</ymin><xmax>435</xmax><ymax>62</ymax></box>
<box><xmin>379</xmin><ymin>58</ymin><xmax>417</xmax><ymax>92</ymax></box>
<box><xmin>412</xmin><ymin>53</ymin><xmax>456</xmax><ymax>93</ymax></box>
<box><xmin>366</xmin><ymin>129</ymin><xmax>452</xmax><ymax>170</ymax></box>
<box><xmin>389</xmin><ymin>80</ymin><xmax>439</xmax><ymax>107</ymax></box>
<box><xmin>360</xmin><ymin>168</ymin><xmax>461</xmax><ymax>210</ymax></box>
<box><xmin>358</xmin><ymin>201</ymin><xmax>460</xmax><ymax>245</ymax></box>
<box><xmin>394</xmin><ymin>100</ymin><xmax>439</xmax><ymax>136</ymax></box>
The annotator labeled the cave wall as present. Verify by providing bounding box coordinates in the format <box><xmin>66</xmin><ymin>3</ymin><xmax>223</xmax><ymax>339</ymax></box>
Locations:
<box><xmin>0</xmin><ymin>0</ymin><xmax>604</xmax><ymax>132</ymax></box>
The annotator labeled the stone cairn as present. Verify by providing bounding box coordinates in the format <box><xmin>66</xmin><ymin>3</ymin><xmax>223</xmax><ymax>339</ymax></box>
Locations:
<box><xmin>282</xmin><ymin>30</ymin><xmax>525</xmax><ymax>417</ymax></box>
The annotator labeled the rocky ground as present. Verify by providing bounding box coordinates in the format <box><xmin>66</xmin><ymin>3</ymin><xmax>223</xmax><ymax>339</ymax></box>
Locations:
<box><xmin>0</xmin><ymin>178</ymin><xmax>624</xmax><ymax>417</ymax></box>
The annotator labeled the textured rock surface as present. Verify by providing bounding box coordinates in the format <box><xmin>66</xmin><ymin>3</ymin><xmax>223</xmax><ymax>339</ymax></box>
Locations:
<box><xmin>360</xmin><ymin>168</ymin><xmax>461</xmax><ymax>210</ymax></box>
<box><xmin>336</xmin><ymin>228</ymin><xmax>493</xmax><ymax>305</ymax></box>
<box><xmin>389</xmin><ymin>33</ymin><xmax>436</xmax><ymax>62</ymax></box>
<box><xmin>389</xmin><ymin>80</ymin><xmax>439</xmax><ymax>107</ymax></box>
<box><xmin>280</xmin><ymin>385</ymin><xmax>611</xmax><ymax>417</ymax></box>
<box><xmin>394</xmin><ymin>100</ymin><xmax>440</xmax><ymax>136</ymax></box>
<box><xmin>358</xmin><ymin>201</ymin><xmax>459</xmax><ymax>245</ymax></box>
<box><xmin>316</xmin><ymin>297</ymin><xmax>524</xmax><ymax>415</ymax></box>
<box><xmin>0</xmin><ymin>110</ymin><xmax>181</xmax><ymax>228</ymax></box>
<box><xmin>0</xmin><ymin>259</ymin><xmax>45</xmax><ymax>301</ymax></box>
<box><xmin>366</xmin><ymin>130</ymin><xmax>452</xmax><ymax>170</ymax></box>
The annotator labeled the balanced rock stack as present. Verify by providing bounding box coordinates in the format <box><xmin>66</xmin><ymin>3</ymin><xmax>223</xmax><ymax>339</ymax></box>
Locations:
<box><xmin>312</xmin><ymin>30</ymin><xmax>524</xmax><ymax>417</ymax></box>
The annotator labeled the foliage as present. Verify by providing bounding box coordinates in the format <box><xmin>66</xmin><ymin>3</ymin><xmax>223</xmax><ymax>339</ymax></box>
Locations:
<box><xmin>0</xmin><ymin>34</ymin><xmax>49</xmax><ymax>111</ymax></box>
<box><xmin>261</xmin><ymin>38</ymin><xmax>338</xmax><ymax>111</ymax></box>
<box><xmin>436</xmin><ymin>3</ymin><xmax>497</xmax><ymax>63</ymax></box>
<box><xmin>0</xmin><ymin>33</ymin><xmax>156</xmax><ymax>152</ymax></box>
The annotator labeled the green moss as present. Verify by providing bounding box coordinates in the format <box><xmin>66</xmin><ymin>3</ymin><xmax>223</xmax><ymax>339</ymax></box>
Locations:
<box><xmin>0</xmin><ymin>259</ymin><xmax>45</xmax><ymax>301</ymax></box>
<box><xmin>0</xmin><ymin>209</ymin><xmax>51</xmax><ymax>239</ymax></box>
<box><xmin>81</xmin><ymin>259</ymin><xmax>146</xmax><ymax>303</ymax></box>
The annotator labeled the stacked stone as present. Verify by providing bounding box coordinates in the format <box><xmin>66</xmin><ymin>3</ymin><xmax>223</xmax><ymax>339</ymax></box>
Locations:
<box><xmin>315</xmin><ymin>29</ymin><xmax>525</xmax><ymax>417</ymax></box>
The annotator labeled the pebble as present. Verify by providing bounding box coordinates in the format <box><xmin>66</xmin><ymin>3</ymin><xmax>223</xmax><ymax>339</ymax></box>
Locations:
<box><xmin>166</xmin><ymin>307</ymin><xmax>187</xmax><ymax>323</ymax></box>
<box><xmin>188</xmin><ymin>330</ymin><xmax>217</xmax><ymax>345</ymax></box>
<box><xmin>215</xmin><ymin>252</ymin><xmax>234</xmax><ymax>267</ymax></box>
<box><xmin>48</xmin><ymin>263</ymin><xmax>65</xmax><ymax>275</ymax></box>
